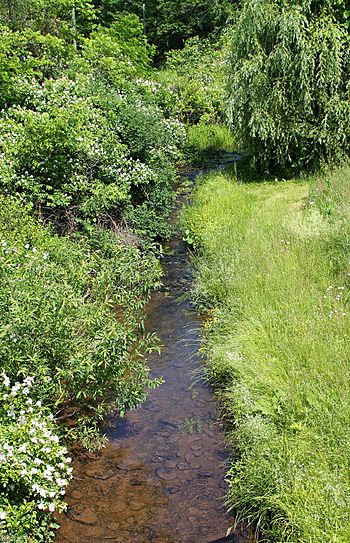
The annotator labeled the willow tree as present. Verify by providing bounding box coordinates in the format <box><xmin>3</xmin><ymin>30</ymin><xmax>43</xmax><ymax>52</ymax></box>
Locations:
<box><xmin>227</xmin><ymin>0</ymin><xmax>350</xmax><ymax>174</ymax></box>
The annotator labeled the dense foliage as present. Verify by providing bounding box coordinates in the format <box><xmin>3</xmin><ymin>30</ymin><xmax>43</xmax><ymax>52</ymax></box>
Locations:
<box><xmin>0</xmin><ymin>3</ymin><xmax>189</xmax><ymax>540</ymax></box>
<box><xmin>159</xmin><ymin>36</ymin><xmax>236</xmax><ymax>161</ymax></box>
<box><xmin>0</xmin><ymin>0</ymin><xmax>96</xmax><ymax>36</ymax></box>
<box><xmin>227</xmin><ymin>0</ymin><xmax>350</xmax><ymax>174</ymax></box>
<box><xmin>94</xmin><ymin>0</ymin><xmax>234</xmax><ymax>53</ymax></box>
<box><xmin>0</xmin><ymin>15</ymin><xmax>187</xmax><ymax>237</ymax></box>
<box><xmin>0</xmin><ymin>192</ymin><xmax>163</xmax><ymax>541</ymax></box>
<box><xmin>164</xmin><ymin>36</ymin><xmax>227</xmax><ymax>124</ymax></box>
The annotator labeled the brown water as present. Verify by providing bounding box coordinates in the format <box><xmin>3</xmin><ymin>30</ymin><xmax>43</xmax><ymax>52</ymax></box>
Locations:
<box><xmin>56</xmin><ymin>157</ymin><xmax>251</xmax><ymax>543</ymax></box>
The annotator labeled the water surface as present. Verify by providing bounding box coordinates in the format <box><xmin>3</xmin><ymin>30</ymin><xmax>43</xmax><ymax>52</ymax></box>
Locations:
<box><xmin>56</xmin><ymin>157</ymin><xmax>250</xmax><ymax>543</ymax></box>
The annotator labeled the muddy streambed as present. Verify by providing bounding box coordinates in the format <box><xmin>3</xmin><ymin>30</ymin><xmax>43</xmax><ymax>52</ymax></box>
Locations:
<box><xmin>56</xmin><ymin>155</ymin><xmax>250</xmax><ymax>543</ymax></box>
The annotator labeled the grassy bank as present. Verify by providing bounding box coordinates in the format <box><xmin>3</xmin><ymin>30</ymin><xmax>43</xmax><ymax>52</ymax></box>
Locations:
<box><xmin>183</xmin><ymin>167</ymin><xmax>350</xmax><ymax>542</ymax></box>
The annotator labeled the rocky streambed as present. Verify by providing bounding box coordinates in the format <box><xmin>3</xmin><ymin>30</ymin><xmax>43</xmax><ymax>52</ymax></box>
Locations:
<box><xmin>56</xmin><ymin>154</ymin><xmax>251</xmax><ymax>543</ymax></box>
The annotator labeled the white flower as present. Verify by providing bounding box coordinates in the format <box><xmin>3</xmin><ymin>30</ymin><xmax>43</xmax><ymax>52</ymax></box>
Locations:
<box><xmin>0</xmin><ymin>511</ymin><xmax>7</xmax><ymax>520</ymax></box>
<box><xmin>37</xmin><ymin>502</ymin><xmax>45</xmax><ymax>510</ymax></box>
<box><xmin>2</xmin><ymin>374</ymin><xmax>10</xmax><ymax>387</ymax></box>
<box><xmin>56</xmin><ymin>478</ymin><xmax>68</xmax><ymax>487</ymax></box>
<box><xmin>48</xmin><ymin>503</ymin><xmax>56</xmax><ymax>512</ymax></box>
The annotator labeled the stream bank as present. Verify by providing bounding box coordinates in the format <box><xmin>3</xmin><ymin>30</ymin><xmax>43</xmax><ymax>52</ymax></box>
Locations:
<box><xmin>56</xmin><ymin>156</ymin><xmax>250</xmax><ymax>543</ymax></box>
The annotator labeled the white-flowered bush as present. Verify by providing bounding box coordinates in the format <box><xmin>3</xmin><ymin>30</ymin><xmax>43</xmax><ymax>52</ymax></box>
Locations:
<box><xmin>0</xmin><ymin>72</ymin><xmax>186</xmax><ymax>239</ymax></box>
<box><xmin>0</xmin><ymin>374</ymin><xmax>72</xmax><ymax>541</ymax></box>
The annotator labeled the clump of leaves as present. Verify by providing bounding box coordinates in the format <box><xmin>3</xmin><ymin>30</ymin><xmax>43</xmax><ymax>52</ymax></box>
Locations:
<box><xmin>0</xmin><ymin>197</ymin><xmax>162</xmax><ymax>433</ymax></box>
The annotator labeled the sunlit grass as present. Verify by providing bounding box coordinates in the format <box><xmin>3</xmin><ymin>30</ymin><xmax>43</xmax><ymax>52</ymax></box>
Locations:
<box><xmin>183</xmin><ymin>168</ymin><xmax>350</xmax><ymax>542</ymax></box>
<box><xmin>186</xmin><ymin>122</ymin><xmax>235</xmax><ymax>161</ymax></box>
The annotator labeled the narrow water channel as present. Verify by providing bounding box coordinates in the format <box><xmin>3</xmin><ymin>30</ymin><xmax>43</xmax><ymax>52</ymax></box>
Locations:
<box><xmin>56</xmin><ymin>155</ymin><xmax>250</xmax><ymax>543</ymax></box>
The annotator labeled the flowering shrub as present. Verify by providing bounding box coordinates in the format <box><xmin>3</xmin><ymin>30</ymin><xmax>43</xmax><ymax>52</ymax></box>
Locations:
<box><xmin>0</xmin><ymin>74</ymin><xmax>186</xmax><ymax>238</ymax></box>
<box><xmin>0</xmin><ymin>374</ymin><xmax>72</xmax><ymax>541</ymax></box>
<box><xmin>0</xmin><ymin>26</ymin><xmax>74</xmax><ymax>110</ymax></box>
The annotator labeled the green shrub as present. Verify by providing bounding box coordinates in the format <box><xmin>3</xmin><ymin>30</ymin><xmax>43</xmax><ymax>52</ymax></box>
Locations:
<box><xmin>0</xmin><ymin>25</ymin><xmax>74</xmax><ymax>109</ymax></box>
<box><xmin>163</xmin><ymin>36</ymin><xmax>228</xmax><ymax>124</ymax></box>
<box><xmin>0</xmin><ymin>197</ymin><xmax>162</xmax><ymax>434</ymax></box>
<box><xmin>227</xmin><ymin>0</ymin><xmax>350</xmax><ymax>174</ymax></box>
<box><xmin>81</xmin><ymin>14</ymin><xmax>155</xmax><ymax>84</ymax></box>
<box><xmin>0</xmin><ymin>75</ymin><xmax>185</xmax><ymax>238</ymax></box>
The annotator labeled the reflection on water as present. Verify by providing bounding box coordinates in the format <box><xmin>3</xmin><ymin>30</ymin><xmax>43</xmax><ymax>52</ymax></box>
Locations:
<box><xmin>56</xmin><ymin>158</ymin><xmax>252</xmax><ymax>543</ymax></box>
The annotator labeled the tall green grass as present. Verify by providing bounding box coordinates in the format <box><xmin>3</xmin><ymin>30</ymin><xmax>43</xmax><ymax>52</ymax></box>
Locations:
<box><xmin>186</xmin><ymin>122</ymin><xmax>235</xmax><ymax>163</ymax></box>
<box><xmin>183</xmin><ymin>167</ymin><xmax>350</xmax><ymax>542</ymax></box>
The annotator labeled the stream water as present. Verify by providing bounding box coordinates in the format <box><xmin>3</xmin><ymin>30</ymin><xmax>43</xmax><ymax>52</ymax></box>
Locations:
<box><xmin>56</xmin><ymin>155</ymin><xmax>251</xmax><ymax>543</ymax></box>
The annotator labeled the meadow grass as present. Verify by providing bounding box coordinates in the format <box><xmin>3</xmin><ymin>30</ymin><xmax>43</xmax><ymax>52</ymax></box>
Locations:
<box><xmin>183</xmin><ymin>167</ymin><xmax>350</xmax><ymax>542</ymax></box>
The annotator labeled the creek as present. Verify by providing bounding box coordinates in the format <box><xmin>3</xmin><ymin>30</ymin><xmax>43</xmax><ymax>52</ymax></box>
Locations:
<box><xmin>56</xmin><ymin>154</ymin><xmax>250</xmax><ymax>543</ymax></box>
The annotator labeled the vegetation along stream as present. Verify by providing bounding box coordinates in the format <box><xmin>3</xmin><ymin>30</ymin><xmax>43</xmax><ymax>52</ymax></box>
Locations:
<box><xmin>1</xmin><ymin>1</ymin><xmax>350</xmax><ymax>542</ymax></box>
<box><xmin>55</xmin><ymin>154</ymin><xmax>249</xmax><ymax>543</ymax></box>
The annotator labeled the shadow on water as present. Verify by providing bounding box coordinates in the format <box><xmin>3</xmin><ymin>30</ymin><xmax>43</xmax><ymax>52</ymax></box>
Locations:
<box><xmin>56</xmin><ymin>154</ymin><xmax>254</xmax><ymax>543</ymax></box>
